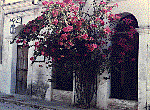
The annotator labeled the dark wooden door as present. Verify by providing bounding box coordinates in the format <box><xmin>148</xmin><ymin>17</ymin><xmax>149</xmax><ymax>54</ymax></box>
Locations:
<box><xmin>16</xmin><ymin>45</ymin><xmax>28</xmax><ymax>95</ymax></box>
<box><xmin>110</xmin><ymin>31</ymin><xmax>138</xmax><ymax>101</ymax></box>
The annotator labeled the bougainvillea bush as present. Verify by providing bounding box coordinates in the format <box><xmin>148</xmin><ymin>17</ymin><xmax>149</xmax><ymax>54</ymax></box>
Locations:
<box><xmin>12</xmin><ymin>0</ymin><xmax>120</xmax><ymax>70</ymax></box>
<box><xmin>11</xmin><ymin>0</ymin><xmax>124</xmax><ymax>108</ymax></box>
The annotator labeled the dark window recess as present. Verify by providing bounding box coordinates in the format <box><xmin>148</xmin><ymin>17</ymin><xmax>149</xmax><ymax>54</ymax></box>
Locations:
<box><xmin>110</xmin><ymin>12</ymin><xmax>138</xmax><ymax>101</ymax></box>
<box><xmin>53</xmin><ymin>59</ymin><xmax>73</xmax><ymax>91</ymax></box>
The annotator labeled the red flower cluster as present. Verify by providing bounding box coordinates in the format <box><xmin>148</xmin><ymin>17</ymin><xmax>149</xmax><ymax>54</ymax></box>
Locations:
<box><xmin>63</xmin><ymin>26</ymin><xmax>73</xmax><ymax>32</ymax></box>
<box><xmin>38</xmin><ymin>16</ymin><xmax>43</xmax><ymax>20</ymax></box>
<box><xmin>35</xmin><ymin>42</ymin><xmax>40</xmax><ymax>50</ymax></box>
<box><xmin>85</xmin><ymin>44</ymin><xmax>98</xmax><ymax>52</ymax></box>
<box><xmin>52</xmin><ymin>18</ymin><xmax>58</xmax><ymax>25</ymax></box>
<box><xmin>30</xmin><ymin>57</ymin><xmax>35</xmax><ymax>61</ymax></box>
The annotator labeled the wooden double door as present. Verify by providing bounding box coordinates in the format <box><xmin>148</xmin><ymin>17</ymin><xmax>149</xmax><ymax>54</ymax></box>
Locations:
<box><xmin>16</xmin><ymin>45</ymin><xmax>28</xmax><ymax>95</ymax></box>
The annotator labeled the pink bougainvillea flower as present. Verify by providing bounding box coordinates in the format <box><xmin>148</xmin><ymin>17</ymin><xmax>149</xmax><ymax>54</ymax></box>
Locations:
<box><xmin>52</xmin><ymin>10</ymin><xmax>59</xmax><ymax>17</ymax></box>
<box><xmin>87</xmin><ymin>44</ymin><xmax>97</xmax><ymax>52</ymax></box>
<box><xmin>115</xmin><ymin>14</ymin><xmax>121</xmax><ymax>19</ymax></box>
<box><xmin>39</xmin><ymin>65</ymin><xmax>43</xmax><ymax>67</ymax></box>
<box><xmin>109</xmin><ymin>7</ymin><xmax>112</xmax><ymax>11</ymax></box>
<box><xmin>46</xmin><ymin>8</ymin><xmax>49</xmax><ymax>11</ymax></box>
<box><xmin>88</xmin><ymin>37</ymin><xmax>94</xmax><ymax>41</ymax></box>
<box><xmin>91</xmin><ymin>24</ymin><xmax>98</xmax><ymax>28</ymax></box>
<box><xmin>100</xmin><ymin>20</ymin><xmax>105</xmax><ymax>25</ymax></box>
<box><xmin>56</xmin><ymin>1</ymin><xmax>61</xmax><ymax>5</ymax></box>
<box><xmin>38</xmin><ymin>16</ymin><xmax>43</xmax><ymax>20</ymax></box>
<box><xmin>95</xmin><ymin>18</ymin><xmax>105</xmax><ymax>25</ymax></box>
<box><xmin>114</xmin><ymin>3</ymin><xmax>118</xmax><ymax>7</ymax></box>
<box><xmin>30</xmin><ymin>57</ymin><xmax>35</xmax><ymax>61</ymax></box>
<box><xmin>29</xmin><ymin>21</ymin><xmax>32</xmax><ymax>24</ymax></box>
<box><xmin>61</xmin><ymin>33</ymin><xmax>68</xmax><ymax>40</ymax></box>
<box><xmin>52</xmin><ymin>57</ymin><xmax>55</xmax><ymax>61</ymax></box>
<box><xmin>102</xmin><ymin>9</ymin><xmax>108</xmax><ymax>14</ymax></box>
<box><xmin>100</xmin><ymin>1</ymin><xmax>106</xmax><ymax>5</ymax></box>
<box><xmin>68</xmin><ymin>41</ymin><xmax>74</xmax><ymax>46</ymax></box>
<box><xmin>16</xmin><ymin>39</ymin><xmax>20</xmax><ymax>43</ymax></box>
<box><xmin>118</xmin><ymin>59</ymin><xmax>123</xmax><ymax>63</ymax></box>
<box><xmin>79</xmin><ymin>1</ymin><xmax>85</xmax><ymax>4</ymax></box>
<box><xmin>102</xmin><ymin>55</ymin><xmax>106</xmax><ymax>58</ymax></box>
<box><xmin>76</xmin><ymin>20</ymin><xmax>82</xmax><ymax>27</ymax></box>
<box><xmin>123</xmin><ymin>18</ymin><xmax>133</xmax><ymax>25</ymax></box>
<box><xmin>56</xmin><ymin>30</ymin><xmax>59</xmax><ymax>34</ymax></box>
<box><xmin>88</xmin><ymin>47</ymin><xmax>94</xmax><ymax>52</ymax></box>
<box><xmin>23</xmin><ymin>24</ymin><xmax>26</xmax><ymax>27</ymax></box>
<box><xmin>128</xmin><ymin>32</ymin><xmax>134</xmax><ymax>38</ymax></box>
<box><xmin>104</xmin><ymin>26</ymin><xmax>111</xmax><ymax>34</ymax></box>
<box><xmin>81</xmin><ymin>34</ymin><xmax>88</xmax><ymax>40</ymax></box>
<box><xmin>58</xmin><ymin>41</ymin><xmax>63</xmax><ymax>46</ymax></box>
<box><xmin>48</xmin><ymin>1</ymin><xmax>54</xmax><ymax>6</ymax></box>
<box><xmin>91</xmin><ymin>44</ymin><xmax>98</xmax><ymax>48</ymax></box>
<box><xmin>58</xmin><ymin>58</ymin><xmax>61</xmax><ymax>60</ymax></box>
<box><xmin>102</xmin><ymin>41</ymin><xmax>106</xmax><ymax>45</ymax></box>
<box><xmin>131</xmin><ymin>58</ymin><xmax>135</xmax><ymax>62</ymax></box>
<box><xmin>52</xmin><ymin>18</ymin><xmax>58</xmax><ymax>25</ymax></box>
<box><xmin>42</xmin><ymin>25</ymin><xmax>45</xmax><ymax>27</ymax></box>
<box><xmin>71</xmin><ymin>18</ymin><xmax>77</xmax><ymax>24</ymax></box>
<box><xmin>63</xmin><ymin>26</ymin><xmax>73</xmax><ymax>32</ymax></box>
<box><xmin>23</xmin><ymin>40</ymin><xmax>27</xmax><ymax>45</ymax></box>
<box><xmin>60</xmin><ymin>2</ymin><xmax>66</xmax><ymax>7</ymax></box>
<box><xmin>73</xmin><ymin>11</ymin><xmax>77</xmax><ymax>15</ymax></box>
<box><xmin>42</xmin><ymin>1</ymin><xmax>48</xmax><ymax>5</ymax></box>
<box><xmin>61</xmin><ymin>55</ymin><xmax>65</xmax><ymax>57</ymax></box>
<box><xmin>108</xmin><ymin>14</ymin><xmax>115</xmax><ymax>21</ymax></box>
<box><xmin>120</xmin><ymin>52</ymin><xmax>125</xmax><ymax>56</ymax></box>
<box><xmin>35</xmin><ymin>41</ymin><xmax>39</xmax><ymax>50</ymax></box>
<box><xmin>32</xmin><ymin>26</ymin><xmax>37</xmax><ymax>32</ymax></box>
<box><xmin>74</xmin><ymin>6</ymin><xmax>79</xmax><ymax>11</ymax></box>
<box><xmin>35</xmin><ymin>41</ymin><xmax>39</xmax><ymax>46</ymax></box>
<box><xmin>41</xmin><ymin>51</ymin><xmax>45</xmax><ymax>55</ymax></box>
<box><xmin>76</xmin><ymin>35</ymin><xmax>81</xmax><ymax>40</ymax></box>
<box><xmin>129</xmin><ymin>26</ymin><xmax>137</xmax><ymax>34</ymax></box>
<box><xmin>24</xmin><ymin>28</ymin><xmax>30</xmax><ymax>33</ymax></box>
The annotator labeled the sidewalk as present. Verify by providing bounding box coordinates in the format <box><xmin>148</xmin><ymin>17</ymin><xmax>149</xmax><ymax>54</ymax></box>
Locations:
<box><xmin>0</xmin><ymin>92</ymin><xmax>138</xmax><ymax>110</ymax></box>
<box><xmin>0</xmin><ymin>92</ymin><xmax>99</xmax><ymax>110</ymax></box>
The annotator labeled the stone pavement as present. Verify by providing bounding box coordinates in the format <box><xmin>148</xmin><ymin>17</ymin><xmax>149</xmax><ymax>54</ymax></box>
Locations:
<box><xmin>0</xmin><ymin>92</ymin><xmax>138</xmax><ymax>110</ymax></box>
<box><xmin>0</xmin><ymin>92</ymin><xmax>99</xmax><ymax>110</ymax></box>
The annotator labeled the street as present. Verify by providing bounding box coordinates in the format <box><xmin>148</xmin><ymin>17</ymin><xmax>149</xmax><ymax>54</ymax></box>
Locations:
<box><xmin>0</xmin><ymin>101</ymin><xmax>42</xmax><ymax>110</ymax></box>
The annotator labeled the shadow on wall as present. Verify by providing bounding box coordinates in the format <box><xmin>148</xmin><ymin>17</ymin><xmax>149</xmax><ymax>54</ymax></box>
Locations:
<box><xmin>26</xmin><ymin>68</ymin><xmax>49</xmax><ymax>99</ymax></box>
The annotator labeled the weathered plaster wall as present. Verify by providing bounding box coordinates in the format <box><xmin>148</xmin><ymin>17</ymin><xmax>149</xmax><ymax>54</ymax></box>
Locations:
<box><xmin>0</xmin><ymin>2</ymin><xmax>53</xmax><ymax>95</ymax></box>
<box><xmin>110</xmin><ymin>0</ymin><xmax>149</xmax><ymax>27</ymax></box>
<box><xmin>137</xmin><ymin>28</ymin><xmax>150</xmax><ymax>109</ymax></box>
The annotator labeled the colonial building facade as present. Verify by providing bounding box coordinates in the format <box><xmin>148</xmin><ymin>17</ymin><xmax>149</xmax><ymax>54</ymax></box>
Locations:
<box><xmin>0</xmin><ymin>0</ymin><xmax>149</xmax><ymax>109</ymax></box>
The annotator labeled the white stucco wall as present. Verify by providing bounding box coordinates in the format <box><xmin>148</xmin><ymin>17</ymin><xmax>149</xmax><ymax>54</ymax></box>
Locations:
<box><xmin>0</xmin><ymin>2</ymin><xmax>52</xmax><ymax>95</ymax></box>
<box><xmin>110</xmin><ymin>0</ymin><xmax>149</xmax><ymax>27</ymax></box>
<box><xmin>83</xmin><ymin>0</ymin><xmax>149</xmax><ymax>27</ymax></box>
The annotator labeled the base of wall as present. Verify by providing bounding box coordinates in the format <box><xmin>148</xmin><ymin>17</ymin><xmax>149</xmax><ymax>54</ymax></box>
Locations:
<box><xmin>52</xmin><ymin>89</ymin><xmax>73</xmax><ymax>104</ymax></box>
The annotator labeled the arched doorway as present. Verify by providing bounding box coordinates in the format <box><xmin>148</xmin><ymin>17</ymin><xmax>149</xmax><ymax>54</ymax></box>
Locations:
<box><xmin>110</xmin><ymin>12</ymin><xmax>139</xmax><ymax>101</ymax></box>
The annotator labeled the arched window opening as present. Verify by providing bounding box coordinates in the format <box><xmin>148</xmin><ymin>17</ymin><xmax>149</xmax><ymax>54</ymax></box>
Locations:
<box><xmin>110</xmin><ymin>12</ymin><xmax>139</xmax><ymax>101</ymax></box>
